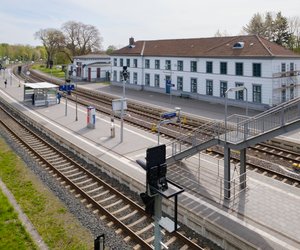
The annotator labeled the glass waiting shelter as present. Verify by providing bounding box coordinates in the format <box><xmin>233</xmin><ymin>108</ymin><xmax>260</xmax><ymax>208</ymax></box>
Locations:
<box><xmin>24</xmin><ymin>82</ymin><xmax>59</xmax><ymax>107</ymax></box>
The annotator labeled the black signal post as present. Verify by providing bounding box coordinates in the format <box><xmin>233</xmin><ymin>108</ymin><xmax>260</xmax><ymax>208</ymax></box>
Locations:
<box><xmin>136</xmin><ymin>144</ymin><xmax>184</xmax><ymax>250</ymax></box>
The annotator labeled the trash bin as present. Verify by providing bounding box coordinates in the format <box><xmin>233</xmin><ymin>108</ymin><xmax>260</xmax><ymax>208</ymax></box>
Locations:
<box><xmin>87</xmin><ymin>106</ymin><xmax>96</xmax><ymax>129</ymax></box>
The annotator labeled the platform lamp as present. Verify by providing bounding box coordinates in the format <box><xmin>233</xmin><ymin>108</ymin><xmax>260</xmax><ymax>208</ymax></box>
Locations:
<box><xmin>69</xmin><ymin>65</ymin><xmax>78</xmax><ymax>121</ymax></box>
<box><xmin>120</xmin><ymin>66</ymin><xmax>128</xmax><ymax>143</ymax></box>
<box><xmin>74</xmin><ymin>68</ymin><xmax>78</xmax><ymax>121</ymax></box>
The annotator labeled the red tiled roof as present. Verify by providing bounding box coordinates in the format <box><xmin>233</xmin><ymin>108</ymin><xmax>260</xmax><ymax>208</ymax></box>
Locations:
<box><xmin>74</xmin><ymin>54</ymin><xmax>109</xmax><ymax>59</ymax></box>
<box><xmin>111</xmin><ymin>35</ymin><xmax>300</xmax><ymax>58</ymax></box>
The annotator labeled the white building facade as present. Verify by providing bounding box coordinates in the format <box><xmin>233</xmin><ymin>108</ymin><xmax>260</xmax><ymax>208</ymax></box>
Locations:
<box><xmin>71</xmin><ymin>54</ymin><xmax>111</xmax><ymax>82</ymax></box>
<box><xmin>111</xmin><ymin>36</ymin><xmax>300</xmax><ymax>110</ymax></box>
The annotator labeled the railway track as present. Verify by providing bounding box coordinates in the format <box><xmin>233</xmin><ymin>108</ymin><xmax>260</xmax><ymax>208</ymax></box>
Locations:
<box><xmin>16</xmin><ymin>66</ymin><xmax>300</xmax><ymax>188</ymax></box>
<box><xmin>0</xmin><ymin>98</ymin><xmax>205</xmax><ymax>249</ymax></box>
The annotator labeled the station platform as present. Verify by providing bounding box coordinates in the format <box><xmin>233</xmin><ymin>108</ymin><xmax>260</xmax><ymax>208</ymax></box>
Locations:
<box><xmin>1</xmin><ymin>69</ymin><xmax>300</xmax><ymax>250</ymax></box>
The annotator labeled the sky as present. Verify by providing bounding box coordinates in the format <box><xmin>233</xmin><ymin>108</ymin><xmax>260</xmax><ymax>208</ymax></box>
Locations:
<box><xmin>0</xmin><ymin>0</ymin><xmax>299</xmax><ymax>50</ymax></box>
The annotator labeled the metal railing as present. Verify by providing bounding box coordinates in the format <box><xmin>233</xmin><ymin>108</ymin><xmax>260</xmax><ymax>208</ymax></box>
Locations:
<box><xmin>166</xmin><ymin>120</ymin><xmax>222</xmax><ymax>159</ymax></box>
<box><xmin>224</xmin><ymin>97</ymin><xmax>300</xmax><ymax>144</ymax></box>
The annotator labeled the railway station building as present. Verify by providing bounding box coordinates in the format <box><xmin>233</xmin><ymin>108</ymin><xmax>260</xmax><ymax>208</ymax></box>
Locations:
<box><xmin>110</xmin><ymin>36</ymin><xmax>300</xmax><ymax>110</ymax></box>
<box><xmin>71</xmin><ymin>54</ymin><xmax>111</xmax><ymax>82</ymax></box>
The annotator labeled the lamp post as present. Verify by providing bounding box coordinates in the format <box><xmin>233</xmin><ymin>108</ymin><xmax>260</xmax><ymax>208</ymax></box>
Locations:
<box><xmin>120</xmin><ymin>66</ymin><xmax>128</xmax><ymax>143</ymax></box>
<box><xmin>65</xmin><ymin>66</ymin><xmax>70</xmax><ymax>117</ymax></box>
<box><xmin>70</xmin><ymin>65</ymin><xmax>78</xmax><ymax>121</ymax></box>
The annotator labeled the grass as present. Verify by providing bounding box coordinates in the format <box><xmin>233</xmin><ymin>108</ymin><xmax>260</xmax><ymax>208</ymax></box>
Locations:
<box><xmin>0</xmin><ymin>138</ymin><xmax>94</xmax><ymax>249</ymax></box>
<box><xmin>0</xmin><ymin>189</ymin><xmax>37</xmax><ymax>249</ymax></box>
<box><xmin>31</xmin><ymin>64</ymin><xmax>66</xmax><ymax>79</ymax></box>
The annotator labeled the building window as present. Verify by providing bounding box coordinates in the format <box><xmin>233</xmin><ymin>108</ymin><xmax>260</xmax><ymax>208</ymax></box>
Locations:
<box><xmin>177</xmin><ymin>61</ymin><xmax>183</xmax><ymax>71</ymax></box>
<box><xmin>191</xmin><ymin>78</ymin><xmax>197</xmax><ymax>93</ymax></box>
<box><xmin>290</xmin><ymin>62</ymin><xmax>294</xmax><ymax>72</ymax></box>
<box><xmin>113</xmin><ymin>58</ymin><xmax>117</xmax><ymax>66</ymax></box>
<box><xmin>155</xmin><ymin>60</ymin><xmax>160</xmax><ymax>69</ymax></box>
<box><xmin>165</xmin><ymin>60</ymin><xmax>171</xmax><ymax>70</ymax></box>
<box><xmin>253</xmin><ymin>63</ymin><xmax>261</xmax><ymax>77</ymax></box>
<box><xmin>155</xmin><ymin>74</ymin><xmax>160</xmax><ymax>87</ymax></box>
<box><xmin>253</xmin><ymin>84</ymin><xmax>262</xmax><ymax>103</ymax></box>
<box><xmin>190</xmin><ymin>61</ymin><xmax>197</xmax><ymax>72</ymax></box>
<box><xmin>206</xmin><ymin>80</ymin><xmax>213</xmax><ymax>96</ymax></box>
<box><xmin>145</xmin><ymin>73</ymin><xmax>150</xmax><ymax>86</ymax></box>
<box><xmin>235</xmin><ymin>63</ymin><xmax>243</xmax><ymax>76</ymax></box>
<box><xmin>220</xmin><ymin>81</ymin><xmax>227</xmax><ymax>97</ymax></box>
<box><xmin>177</xmin><ymin>76</ymin><xmax>183</xmax><ymax>91</ymax></box>
<box><xmin>220</xmin><ymin>62</ymin><xmax>227</xmax><ymax>74</ymax></box>
<box><xmin>126</xmin><ymin>58</ymin><xmax>130</xmax><ymax>67</ymax></box>
<box><xmin>206</xmin><ymin>61</ymin><xmax>213</xmax><ymax>73</ymax></box>
<box><xmin>120</xmin><ymin>59</ymin><xmax>123</xmax><ymax>67</ymax></box>
<box><xmin>145</xmin><ymin>59</ymin><xmax>150</xmax><ymax>69</ymax></box>
<box><xmin>133</xmin><ymin>59</ymin><xmax>138</xmax><ymax>68</ymax></box>
<box><xmin>133</xmin><ymin>72</ymin><xmax>137</xmax><ymax>84</ymax></box>
<box><xmin>113</xmin><ymin>70</ymin><xmax>117</xmax><ymax>81</ymax></box>
<box><xmin>235</xmin><ymin>83</ymin><xmax>244</xmax><ymax>100</ymax></box>
<box><xmin>119</xmin><ymin>71</ymin><xmax>123</xmax><ymax>81</ymax></box>
<box><xmin>281</xmin><ymin>63</ymin><xmax>286</xmax><ymax>72</ymax></box>
<box><xmin>290</xmin><ymin>85</ymin><xmax>295</xmax><ymax>99</ymax></box>
<box><xmin>281</xmin><ymin>89</ymin><xmax>286</xmax><ymax>102</ymax></box>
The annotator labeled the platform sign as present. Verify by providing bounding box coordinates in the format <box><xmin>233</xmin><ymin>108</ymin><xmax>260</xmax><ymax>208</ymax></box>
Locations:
<box><xmin>112</xmin><ymin>98</ymin><xmax>127</xmax><ymax>112</ymax></box>
<box><xmin>161</xmin><ymin>112</ymin><xmax>176</xmax><ymax>119</ymax></box>
<box><xmin>59</xmin><ymin>84</ymin><xmax>75</xmax><ymax>92</ymax></box>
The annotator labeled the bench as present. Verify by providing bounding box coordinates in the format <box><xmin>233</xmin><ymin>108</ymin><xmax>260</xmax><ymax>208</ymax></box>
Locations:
<box><xmin>180</xmin><ymin>93</ymin><xmax>190</xmax><ymax>99</ymax></box>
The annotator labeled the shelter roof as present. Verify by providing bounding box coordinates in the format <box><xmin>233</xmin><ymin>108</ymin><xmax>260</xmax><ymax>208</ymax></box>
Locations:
<box><xmin>24</xmin><ymin>82</ymin><xmax>58</xmax><ymax>89</ymax></box>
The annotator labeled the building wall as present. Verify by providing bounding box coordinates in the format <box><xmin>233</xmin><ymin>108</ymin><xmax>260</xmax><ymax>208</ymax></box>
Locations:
<box><xmin>111</xmin><ymin>55</ymin><xmax>300</xmax><ymax>107</ymax></box>
<box><xmin>72</xmin><ymin>57</ymin><xmax>111</xmax><ymax>81</ymax></box>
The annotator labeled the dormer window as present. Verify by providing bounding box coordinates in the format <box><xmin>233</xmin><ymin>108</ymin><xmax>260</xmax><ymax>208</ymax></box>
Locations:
<box><xmin>233</xmin><ymin>42</ymin><xmax>245</xmax><ymax>49</ymax></box>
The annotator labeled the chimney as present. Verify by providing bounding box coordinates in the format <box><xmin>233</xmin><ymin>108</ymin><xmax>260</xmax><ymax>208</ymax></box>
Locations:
<box><xmin>129</xmin><ymin>37</ymin><xmax>134</xmax><ymax>46</ymax></box>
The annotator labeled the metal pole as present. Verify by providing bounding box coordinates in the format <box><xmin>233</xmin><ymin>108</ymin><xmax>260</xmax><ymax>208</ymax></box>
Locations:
<box><xmin>174</xmin><ymin>195</ymin><xmax>178</xmax><ymax>232</ymax></box>
<box><xmin>225</xmin><ymin>92</ymin><xmax>228</xmax><ymax>142</ymax></box>
<box><xmin>75</xmin><ymin>81</ymin><xmax>78</xmax><ymax>121</ymax></box>
<box><xmin>65</xmin><ymin>93</ymin><xmax>68</xmax><ymax>116</ymax></box>
<box><xmin>245</xmin><ymin>88</ymin><xmax>248</xmax><ymax>116</ymax></box>
<box><xmin>157</xmin><ymin>124</ymin><xmax>160</xmax><ymax>145</ymax></box>
<box><xmin>154</xmin><ymin>195</ymin><xmax>162</xmax><ymax>250</ymax></box>
<box><xmin>120</xmin><ymin>79</ymin><xmax>125</xmax><ymax>142</ymax></box>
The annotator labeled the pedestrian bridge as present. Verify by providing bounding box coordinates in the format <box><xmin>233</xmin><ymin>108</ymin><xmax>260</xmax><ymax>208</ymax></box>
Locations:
<box><xmin>166</xmin><ymin>97</ymin><xmax>300</xmax><ymax>198</ymax></box>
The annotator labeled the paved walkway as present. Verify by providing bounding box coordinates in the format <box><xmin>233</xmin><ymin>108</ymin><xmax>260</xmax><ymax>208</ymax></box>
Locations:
<box><xmin>1</xmin><ymin>70</ymin><xmax>300</xmax><ymax>249</ymax></box>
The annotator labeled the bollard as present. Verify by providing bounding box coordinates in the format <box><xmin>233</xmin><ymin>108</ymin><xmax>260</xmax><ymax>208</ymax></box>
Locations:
<box><xmin>111</xmin><ymin>117</ymin><xmax>115</xmax><ymax>138</ymax></box>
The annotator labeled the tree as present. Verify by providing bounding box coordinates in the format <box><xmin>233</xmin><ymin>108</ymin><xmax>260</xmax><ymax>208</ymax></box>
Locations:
<box><xmin>214</xmin><ymin>29</ymin><xmax>231</xmax><ymax>37</ymax></box>
<box><xmin>0</xmin><ymin>44</ymin><xmax>46</xmax><ymax>63</ymax></box>
<box><xmin>243</xmin><ymin>12</ymin><xmax>292</xmax><ymax>47</ymax></box>
<box><xmin>106</xmin><ymin>45</ymin><xmax>117</xmax><ymax>54</ymax></box>
<box><xmin>271</xmin><ymin>12</ymin><xmax>292</xmax><ymax>47</ymax></box>
<box><xmin>243</xmin><ymin>13</ymin><xmax>265</xmax><ymax>36</ymax></box>
<box><xmin>61</xmin><ymin>21</ymin><xmax>102</xmax><ymax>61</ymax></box>
<box><xmin>264</xmin><ymin>12</ymin><xmax>274</xmax><ymax>41</ymax></box>
<box><xmin>288</xmin><ymin>16</ymin><xmax>300</xmax><ymax>49</ymax></box>
<box><xmin>34</xmin><ymin>28</ymin><xmax>65</xmax><ymax>68</ymax></box>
